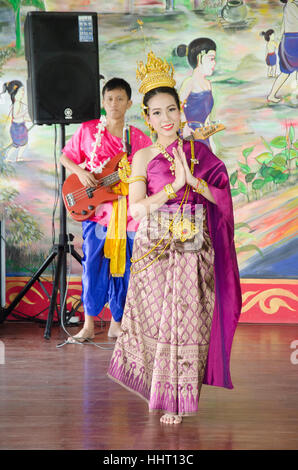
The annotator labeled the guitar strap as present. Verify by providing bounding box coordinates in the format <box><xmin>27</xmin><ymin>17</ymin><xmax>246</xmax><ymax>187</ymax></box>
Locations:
<box><xmin>124</xmin><ymin>125</ymin><xmax>132</xmax><ymax>156</ymax></box>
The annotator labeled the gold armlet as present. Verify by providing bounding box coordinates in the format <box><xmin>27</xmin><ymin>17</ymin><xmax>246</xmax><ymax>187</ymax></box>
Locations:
<box><xmin>127</xmin><ymin>176</ymin><xmax>147</xmax><ymax>184</ymax></box>
<box><xmin>164</xmin><ymin>183</ymin><xmax>177</xmax><ymax>199</ymax></box>
<box><xmin>193</xmin><ymin>178</ymin><xmax>207</xmax><ymax>194</ymax></box>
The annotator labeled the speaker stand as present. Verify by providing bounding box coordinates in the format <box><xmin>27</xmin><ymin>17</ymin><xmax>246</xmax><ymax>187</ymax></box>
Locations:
<box><xmin>0</xmin><ymin>124</ymin><xmax>82</xmax><ymax>339</ymax></box>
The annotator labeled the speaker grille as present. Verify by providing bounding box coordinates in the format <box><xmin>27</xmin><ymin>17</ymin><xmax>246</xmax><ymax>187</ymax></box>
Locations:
<box><xmin>24</xmin><ymin>12</ymin><xmax>100</xmax><ymax>124</ymax></box>
<box><xmin>37</xmin><ymin>55</ymin><xmax>98</xmax><ymax>121</ymax></box>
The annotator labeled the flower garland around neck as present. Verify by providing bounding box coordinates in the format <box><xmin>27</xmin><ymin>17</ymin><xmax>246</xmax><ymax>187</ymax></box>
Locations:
<box><xmin>89</xmin><ymin>116</ymin><xmax>129</xmax><ymax>174</ymax></box>
<box><xmin>89</xmin><ymin>115</ymin><xmax>107</xmax><ymax>173</ymax></box>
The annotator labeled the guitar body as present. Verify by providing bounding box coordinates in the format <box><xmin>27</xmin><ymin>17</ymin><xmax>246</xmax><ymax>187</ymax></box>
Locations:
<box><xmin>62</xmin><ymin>152</ymin><xmax>125</xmax><ymax>222</ymax></box>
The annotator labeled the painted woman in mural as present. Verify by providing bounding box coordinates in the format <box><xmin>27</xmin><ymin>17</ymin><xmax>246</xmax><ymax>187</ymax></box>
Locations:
<box><xmin>1</xmin><ymin>80</ymin><xmax>31</xmax><ymax>162</ymax></box>
<box><xmin>261</xmin><ymin>29</ymin><xmax>278</xmax><ymax>78</ymax></box>
<box><xmin>267</xmin><ymin>0</ymin><xmax>298</xmax><ymax>103</ymax></box>
<box><xmin>175</xmin><ymin>37</ymin><xmax>217</xmax><ymax>150</ymax></box>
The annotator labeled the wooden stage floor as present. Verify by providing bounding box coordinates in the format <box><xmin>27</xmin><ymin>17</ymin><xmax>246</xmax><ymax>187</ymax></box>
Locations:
<box><xmin>0</xmin><ymin>321</ymin><xmax>297</xmax><ymax>451</ymax></box>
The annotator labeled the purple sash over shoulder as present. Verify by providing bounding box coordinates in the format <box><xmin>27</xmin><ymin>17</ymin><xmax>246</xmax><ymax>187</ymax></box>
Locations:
<box><xmin>147</xmin><ymin>140</ymin><xmax>242</xmax><ymax>389</ymax></box>
<box><xmin>198</xmin><ymin>142</ymin><xmax>242</xmax><ymax>389</ymax></box>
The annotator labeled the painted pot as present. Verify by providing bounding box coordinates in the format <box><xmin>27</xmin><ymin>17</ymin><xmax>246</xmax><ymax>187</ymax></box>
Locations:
<box><xmin>221</xmin><ymin>0</ymin><xmax>248</xmax><ymax>23</ymax></box>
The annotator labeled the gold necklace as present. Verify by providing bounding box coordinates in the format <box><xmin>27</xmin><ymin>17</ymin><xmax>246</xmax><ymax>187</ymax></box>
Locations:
<box><xmin>155</xmin><ymin>137</ymin><xmax>183</xmax><ymax>175</ymax></box>
<box><xmin>130</xmin><ymin>140</ymin><xmax>198</xmax><ymax>274</ymax></box>
<box><xmin>130</xmin><ymin>187</ymin><xmax>188</xmax><ymax>274</ymax></box>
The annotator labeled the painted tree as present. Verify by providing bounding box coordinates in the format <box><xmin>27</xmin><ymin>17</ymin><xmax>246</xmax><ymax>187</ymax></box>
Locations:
<box><xmin>5</xmin><ymin>0</ymin><xmax>46</xmax><ymax>53</ymax></box>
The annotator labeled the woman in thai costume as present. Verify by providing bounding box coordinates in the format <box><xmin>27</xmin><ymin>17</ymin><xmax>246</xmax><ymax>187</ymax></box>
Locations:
<box><xmin>175</xmin><ymin>38</ymin><xmax>217</xmax><ymax>150</ymax></box>
<box><xmin>107</xmin><ymin>51</ymin><xmax>242</xmax><ymax>425</ymax></box>
<box><xmin>261</xmin><ymin>29</ymin><xmax>278</xmax><ymax>78</ymax></box>
<box><xmin>1</xmin><ymin>81</ymin><xmax>31</xmax><ymax>162</ymax></box>
<box><xmin>268</xmin><ymin>0</ymin><xmax>298</xmax><ymax>103</ymax></box>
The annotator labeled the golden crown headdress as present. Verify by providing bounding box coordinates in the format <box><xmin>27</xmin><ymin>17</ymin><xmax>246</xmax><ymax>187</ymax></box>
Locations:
<box><xmin>136</xmin><ymin>50</ymin><xmax>176</xmax><ymax>95</ymax></box>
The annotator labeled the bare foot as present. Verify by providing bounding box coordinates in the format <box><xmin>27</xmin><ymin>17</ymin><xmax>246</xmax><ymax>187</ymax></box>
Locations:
<box><xmin>267</xmin><ymin>95</ymin><xmax>281</xmax><ymax>103</ymax></box>
<box><xmin>160</xmin><ymin>414</ymin><xmax>183</xmax><ymax>424</ymax></box>
<box><xmin>108</xmin><ymin>317</ymin><xmax>122</xmax><ymax>338</ymax></box>
<box><xmin>67</xmin><ymin>327</ymin><xmax>95</xmax><ymax>344</ymax></box>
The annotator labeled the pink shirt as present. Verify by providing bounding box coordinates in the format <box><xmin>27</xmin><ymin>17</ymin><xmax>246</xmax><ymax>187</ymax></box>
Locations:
<box><xmin>63</xmin><ymin>119</ymin><xmax>151</xmax><ymax>231</ymax></box>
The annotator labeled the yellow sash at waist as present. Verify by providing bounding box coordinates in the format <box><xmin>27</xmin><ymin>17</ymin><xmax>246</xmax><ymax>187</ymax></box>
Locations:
<box><xmin>104</xmin><ymin>154</ymin><xmax>130</xmax><ymax>277</ymax></box>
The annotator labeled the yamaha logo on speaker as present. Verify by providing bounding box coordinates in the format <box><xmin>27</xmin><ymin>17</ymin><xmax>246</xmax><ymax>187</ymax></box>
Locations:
<box><xmin>64</xmin><ymin>108</ymin><xmax>73</xmax><ymax>120</ymax></box>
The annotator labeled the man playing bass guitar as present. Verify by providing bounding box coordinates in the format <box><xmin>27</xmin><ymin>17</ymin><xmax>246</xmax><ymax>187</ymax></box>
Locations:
<box><xmin>60</xmin><ymin>78</ymin><xmax>151</xmax><ymax>342</ymax></box>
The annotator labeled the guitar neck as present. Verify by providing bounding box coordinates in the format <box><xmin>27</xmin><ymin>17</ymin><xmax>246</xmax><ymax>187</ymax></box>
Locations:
<box><xmin>99</xmin><ymin>170</ymin><xmax>120</xmax><ymax>187</ymax></box>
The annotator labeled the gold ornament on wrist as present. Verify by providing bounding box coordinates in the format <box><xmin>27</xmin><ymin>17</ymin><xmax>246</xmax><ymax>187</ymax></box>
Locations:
<box><xmin>163</xmin><ymin>183</ymin><xmax>177</xmax><ymax>199</ymax></box>
<box><xmin>193</xmin><ymin>178</ymin><xmax>207</xmax><ymax>194</ymax></box>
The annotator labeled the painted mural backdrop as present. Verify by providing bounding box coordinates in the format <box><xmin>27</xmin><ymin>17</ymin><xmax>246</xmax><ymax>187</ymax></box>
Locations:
<box><xmin>0</xmin><ymin>0</ymin><xmax>297</xmax><ymax>321</ymax></box>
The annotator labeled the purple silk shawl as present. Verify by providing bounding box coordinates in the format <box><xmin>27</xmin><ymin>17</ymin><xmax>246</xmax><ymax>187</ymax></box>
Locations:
<box><xmin>147</xmin><ymin>139</ymin><xmax>242</xmax><ymax>389</ymax></box>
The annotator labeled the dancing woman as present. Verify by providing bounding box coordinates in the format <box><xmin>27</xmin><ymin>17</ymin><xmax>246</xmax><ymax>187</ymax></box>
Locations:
<box><xmin>107</xmin><ymin>51</ymin><xmax>242</xmax><ymax>424</ymax></box>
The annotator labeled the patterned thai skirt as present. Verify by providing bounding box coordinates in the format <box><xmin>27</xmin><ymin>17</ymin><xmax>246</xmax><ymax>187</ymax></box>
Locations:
<box><xmin>10</xmin><ymin>121</ymin><xmax>28</xmax><ymax>147</ymax></box>
<box><xmin>107</xmin><ymin>208</ymin><xmax>215</xmax><ymax>415</ymax></box>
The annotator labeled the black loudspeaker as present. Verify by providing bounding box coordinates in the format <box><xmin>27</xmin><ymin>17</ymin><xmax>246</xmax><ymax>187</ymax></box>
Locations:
<box><xmin>24</xmin><ymin>11</ymin><xmax>100</xmax><ymax>125</ymax></box>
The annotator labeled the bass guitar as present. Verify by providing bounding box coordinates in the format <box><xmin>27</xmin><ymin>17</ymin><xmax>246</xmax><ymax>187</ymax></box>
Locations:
<box><xmin>62</xmin><ymin>152</ymin><xmax>125</xmax><ymax>222</ymax></box>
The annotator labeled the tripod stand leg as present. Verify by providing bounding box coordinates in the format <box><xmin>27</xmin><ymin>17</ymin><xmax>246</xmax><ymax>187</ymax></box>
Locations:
<box><xmin>0</xmin><ymin>249</ymin><xmax>58</xmax><ymax>323</ymax></box>
<box><xmin>70</xmin><ymin>246</ymin><xmax>82</xmax><ymax>265</ymax></box>
<box><xmin>44</xmin><ymin>247</ymin><xmax>64</xmax><ymax>339</ymax></box>
<box><xmin>60</xmin><ymin>248</ymin><xmax>67</xmax><ymax>330</ymax></box>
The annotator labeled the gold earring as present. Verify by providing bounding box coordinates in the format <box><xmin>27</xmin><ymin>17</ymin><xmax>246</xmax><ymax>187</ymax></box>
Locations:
<box><xmin>141</xmin><ymin>107</ymin><xmax>156</xmax><ymax>141</ymax></box>
<box><xmin>179</xmin><ymin>120</ymin><xmax>185</xmax><ymax>138</ymax></box>
<box><xmin>148</xmin><ymin>123</ymin><xmax>157</xmax><ymax>141</ymax></box>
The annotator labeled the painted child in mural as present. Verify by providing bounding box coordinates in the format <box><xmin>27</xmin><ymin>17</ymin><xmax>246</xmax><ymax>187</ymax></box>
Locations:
<box><xmin>1</xmin><ymin>80</ymin><xmax>31</xmax><ymax>162</ymax></box>
<box><xmin>175</xmin><ymin>37</ymin><xmax>217</xmax><ymax>151</ymax></box>
<box><xmin>60</xmin><ymin>78</ymin><xmax>151</xmax><ymax>342</ymax></box>
<box><xmin>267</xmin><ymin>0</ymin><xmax>298</xmax><ymax>103</ymax></box>
<box><xmin>261</xmin><ymin>29</ymin><xmax>278</xmax><ymax>78</ymax></box>
<box><xmin>107</xmin><ymin>51</ymin><xmax>242</xmax><ymax>424</ymax></box>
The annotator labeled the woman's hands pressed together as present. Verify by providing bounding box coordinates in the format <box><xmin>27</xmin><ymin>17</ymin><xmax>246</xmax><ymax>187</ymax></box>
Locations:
<box><xmin>172</xmin><ymin>144</ymin><xmax>197</xmax><ymax>193</ymax></box>
<box><xmin>172</xmin><ymin>144</ymin><xmax>216</xmax><ymax>204</ymax></box>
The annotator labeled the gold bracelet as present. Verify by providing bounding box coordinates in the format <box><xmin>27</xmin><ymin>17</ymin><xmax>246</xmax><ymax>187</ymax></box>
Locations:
<box><xmin>127</xmin><ymin>176</ymin><xmax>147</xmax><ymax>184</ymax></box>
<box><xmin>193</xmin><ymin>178</ymin><xmax>207</xmax><ymax>194</ymax></box>
<box><xmin>163</xmin><ymin>183</ymin><xmax>177</xmax><ymax>199</ymax></box>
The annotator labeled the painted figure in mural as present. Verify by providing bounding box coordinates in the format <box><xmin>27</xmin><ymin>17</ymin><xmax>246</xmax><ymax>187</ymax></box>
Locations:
<box><xmin>107</xmin><ymin>51</ymin><xmax>242</xmax><ymax>425</ymax></box>
<box><xmin>60</xmin><ymin>78</ymin><xmax>152</xmax><ymax>343</ymax></box>
<box><xmin>175</xmin><ymin>38</ymin><xmax>217</xmax><ymax>151</ymax></box>
<box><xmin>1</xmin><ymin>80</ymin><xmax>31</xmax><ymax>162</ymax></box>
<box><xmin>261</xmin><ymin>29</ymin><xmax>278</xmax><ymax>78</ymax></box>
<box><xmin>267</xmin><ymin>0</ymin><xmax>298</xmax><ymax>103</ymax></box>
